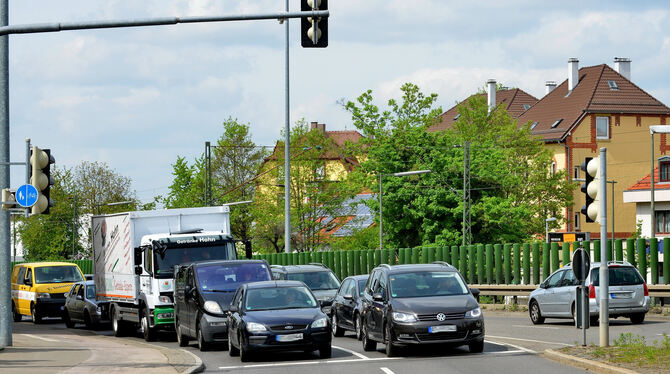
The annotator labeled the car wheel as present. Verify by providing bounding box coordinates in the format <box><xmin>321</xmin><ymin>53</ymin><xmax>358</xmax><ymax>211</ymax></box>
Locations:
<box><xmin>630</xmin><ymin>313</ymin><xmax>645</xmax><ymax>324</ymax></box>
<box><xmin>319</xmin><ymin>343</ymin><xmax>332</xmax><ymax>359</ymax></box>
<box><xmin>176</xmin><ymin>319</ymin><xmax>189</xmax><ymax>347</ymax></box>
<box><xmin>141</xmin><ymin>309</ymin><xmax>156</xmax><ymax>342</ymax></box>
<box><xmin>84</xmin><ymin>311</ymin><xmax>93</xmax><ymax>329</ymax></box>
<box><xmin>239</xmin><ymin>335</ymin><xmax>252</xmax><ymax>362</ymax></box>
<box><xmin>590</xmin><ymin>316</ymin><xmax>599</xmax><ymax>326</ymax></box>
<box><xmin>197</xmin><ymin>324</ymin><xmax>209</xmax><ymax>352</ymax></box>
<box><xmin>12</xmin><ymin>302</ymin><xmax>22</xmax><ymax>322</ymax></box>
<box><xmin>362</xmin><ymin>322</ymin><xmax>377</xmax><ymax>352</ymax></box>
<box><xmin>228</xmin><ymin>332</ymin><xmax>240</xmax><ymax>357</ymax></box>
<box><xmin>469</xmin><ymin>340</ymin><xmax>484</xmax><ymax>353</ymax></box>
<box><xmin>529</xmin><ymin>300</ymin><xmax>544</xmax><ymax>325</ymax></box>
<box><xmin>354</xmin><ymin>313</ymin><xmax>362</xmax><ymax>341</ymax></box>
<box><xmin>331</xmin><ymin>313</ymin><xmax>344</xmax><ymax>337</ymax></box>
<box><xmin>63</xmin><ymin>309</ymin><xmax>75</xmax><ymax>328</ymax></box>
<box><xmin>384</xmin><ymin>323</ymin><xmax>399</xmax><ymax>357</ymax></box>
<box><xmin>31</xmin><ymin>304</ymin><xmax>42</xmax><ymax>324</ymax></box>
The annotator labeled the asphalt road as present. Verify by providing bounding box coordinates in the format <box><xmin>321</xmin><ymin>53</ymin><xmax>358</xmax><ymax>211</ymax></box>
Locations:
<box><xmin>31</xmin><ymin>310</ymin><xmax>670</xmax><ymax>373</ymax></box>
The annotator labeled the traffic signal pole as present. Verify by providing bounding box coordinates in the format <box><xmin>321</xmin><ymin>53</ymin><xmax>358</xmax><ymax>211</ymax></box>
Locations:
<box><xmin>599</xmin><ymin>148</ymin><xmax>609</xmax><ymax>347</ymax></box>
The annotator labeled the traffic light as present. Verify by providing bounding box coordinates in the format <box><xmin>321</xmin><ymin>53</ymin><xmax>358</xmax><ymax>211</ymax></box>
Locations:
<box><xmin>1</xmin><ymin>188</ymin><xmax>14</xmax><ymax>211</ymax></box>
<box><xmin>30</xmin><ymin>146</ymin><xmax>54</xmax><ymax>215</ymax></box>
<box><xmin>301</xmin><ymin>0</ymin><xmax>328</xmax><ymax>48</ymax></box>
<box><xmin>580</xmin><ymin>157</ymin><xmax>600</xmax><ymax>223</ymax></box>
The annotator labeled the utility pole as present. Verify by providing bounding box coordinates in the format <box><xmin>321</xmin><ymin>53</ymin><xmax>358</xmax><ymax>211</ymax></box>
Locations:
<box><xmin>462</xmin><ymin>141</ymin><xmax>471</xmax><ymax>248</ymax></box>
<box><xmin>0</xmin><ymin>0</ymin><xmax>10</xmax><ymax>348</ymax></box>
<box><xmin>284</xmin><ymin>0</ymin><xmax>291</xmax><ymax>254</ymax></box>
<box><xmin>599</xmin><ymin>148</ymin><xmax>609</xmax><ymax>347</ymax></box>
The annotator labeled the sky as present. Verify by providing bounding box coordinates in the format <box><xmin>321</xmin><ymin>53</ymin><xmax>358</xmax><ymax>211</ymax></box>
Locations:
<box><xmin>7</xmin><ymin>0</ymin><xmax>670</xmax><ymax>205</ymax></box>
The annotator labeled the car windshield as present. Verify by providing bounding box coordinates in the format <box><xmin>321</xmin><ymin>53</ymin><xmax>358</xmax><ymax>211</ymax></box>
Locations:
<box><xmin>286</xmin><ymin>271</ymin><xmax>340</xmax><ymax>291</ymax></box>
<box><xmin>390</xmin><ymin>271</ymin><xmax>468</xmax><ymax>298</ymax></box>
<box><xmin>154</xmin><ymin>243</ymin><xmax>235</xmax><ymax>277</ymax></box>
<box><xmin>34</xmin><ymin>266</ymin><xmax>84</xmax><ymax>284</ymax></box>
<box><xmin>245</xmin><ymin>286</ymin><xmax>317</xmax><ymax>311</ymax></box>
<box><xmin>86</xmin><ymin>285</ymin><xmax>95</xmax><ymax>299</ymax></box>
<box><xmin>590</xmin><ymin>267</ymin><xmax>644</xmax><ymax>286</ymax></box>
<box><xmin>196</xmin><ymin>263</ymin><xmax>271</xmax><ymax>292</ymax></box>
<box><xmin>358</xmin><ymin>279</ymin><xmax>368</xmax><ymax>296</ymax></box>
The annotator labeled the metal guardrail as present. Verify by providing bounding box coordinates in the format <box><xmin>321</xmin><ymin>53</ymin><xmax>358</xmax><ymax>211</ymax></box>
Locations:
<box><xmin>470</xmin><ymin>284</ymin><xmax>670</xmax><ymax>298</ymax></box>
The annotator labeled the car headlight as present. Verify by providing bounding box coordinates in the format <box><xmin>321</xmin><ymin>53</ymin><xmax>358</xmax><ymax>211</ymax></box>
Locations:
<box><xmin>159</xmin><ymin>295</ymin><xmax>171</xmax><ymax>304</ymax></box>
<box><xmin>392</xmin><ymin>312</ymin><xmax>417</xmax><ymax>323</ymax></box>
<box><xmin>311</xmin><ymin>317</ymin><xmax>328</xmax><ymax>328</ymax></box>
<box><xmin>247</xmin><ymin>322</ymin><xmax>267</xmax><ymax>333</ymax></box>
<box><xmin>36</xmin><ymin>292</ymin><xmax>51</xmax><ymax>299</ymax></box>
<box><xmin>465</xmin><ymin>307</ymin><xmax>482</xmax><ymax>318</ymax></box>
<box><xmin>203</xmin><ymin>301</ymin><xmax>223</xmax><ymax>314</ymax></box>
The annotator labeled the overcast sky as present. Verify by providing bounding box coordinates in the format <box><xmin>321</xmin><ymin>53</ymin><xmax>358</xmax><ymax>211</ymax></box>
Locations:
<box><xmin>8</xmin><ymin>1</ymin><xmax>670</xmax><ymax>204</ymax></box>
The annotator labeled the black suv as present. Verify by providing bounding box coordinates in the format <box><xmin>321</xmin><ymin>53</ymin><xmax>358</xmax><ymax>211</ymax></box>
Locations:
<box><xmin>360</xmin><ymin>262</ymin><xmax>484</xmax><ymax>356</ymax></box>
<box><xmin>173</xmin><ymin>260</ymin><xmax>272</xmax><ymax>351</ymax></box>
<box><xmin>270</xmin><ymin>264</ymin><xmax>341</xmax><ymax>314</ymax></box>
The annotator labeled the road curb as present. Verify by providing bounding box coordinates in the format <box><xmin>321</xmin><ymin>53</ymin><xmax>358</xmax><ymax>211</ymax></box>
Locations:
<box><xmin>180</xmin><ymin>348</ymin><xmax>205</xmax><ymax>374</ymax></box>
<box><xmin>543</xmin><ymin>349</ymin><xmax>640</xmax><ymax>374</ymax></box>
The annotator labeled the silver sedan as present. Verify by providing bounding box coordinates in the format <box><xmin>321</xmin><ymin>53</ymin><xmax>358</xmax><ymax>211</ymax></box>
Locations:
<box><xmin>63</xmin><ymin>280</ymin><xmax>109</xmax><ymax>329</ymax></box>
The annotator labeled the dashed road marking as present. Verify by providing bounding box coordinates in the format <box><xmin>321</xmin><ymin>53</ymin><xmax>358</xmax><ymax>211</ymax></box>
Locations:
<box><xmin>511</xmin><ymin>324</ymin><xmax>560</xmax><ymax>330</ymax></box>
<box><xmin>380</xmin><ymin>367</ymin><xmax>395</xmax><ymax>374</ymax></box>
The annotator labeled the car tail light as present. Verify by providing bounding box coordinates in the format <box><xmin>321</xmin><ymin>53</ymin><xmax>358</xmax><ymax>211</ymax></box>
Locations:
<box><xmin>643</xmin><ymin>283</ymin><xmax>649</xmax><ymax>297</ymax></box>
<box><xmin>589</xmin><ymin>284</ymin><xmax>595</xmax><ymax>299</ymax></box>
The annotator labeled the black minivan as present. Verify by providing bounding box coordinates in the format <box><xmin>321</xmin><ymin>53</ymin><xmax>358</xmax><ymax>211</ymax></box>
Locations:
<box><xmin>173</xmin><ymin>259</ymin><xmax>272</xmax><ymax>351</ymax></box>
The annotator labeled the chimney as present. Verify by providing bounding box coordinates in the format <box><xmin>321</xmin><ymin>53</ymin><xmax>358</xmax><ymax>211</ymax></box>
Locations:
<box><xmin>310</xmin><ymin>121</ymin><xmax>325</xmax><ymax>132</ymax></box>
<box><xmin>487</xmin><ymin>79</ymin><xmax>496</xmax><ymax>113</ymax></box>
<box><xmin>614</xmin><ymin>57</ymin><xmax>631</xmax><ymax>80</ymax></box>
<box><xmin>568</xmin><ymin>58</ymin><xmax>579</xmax><ymax>91</ymax></box>
<box><xmin>545</xmin><ymin>81</ymin><xmax>557</xmax><ymax>95</ymax></box>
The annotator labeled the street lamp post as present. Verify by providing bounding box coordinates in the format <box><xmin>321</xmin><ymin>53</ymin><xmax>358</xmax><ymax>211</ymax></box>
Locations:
<box><xmin>378</xmin><ymin>169</ymin><xmax>431</xmax><ymax>249</ymax></box>
<box><xmin>545</xmin><ymin>217</ymin><xmax>557</xmax><ymax>244</ymax></box>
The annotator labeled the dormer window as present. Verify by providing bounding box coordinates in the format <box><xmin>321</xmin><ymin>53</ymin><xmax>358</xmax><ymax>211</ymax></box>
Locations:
<box><xmin>608</xmin><ymin>80</ymin><xmax>619</xmax><ymax>90</ymax></box>
<box><xmin>523</xmin><ymin>104</ymin><xmax>531</xmax><ymax>110</ymax></box>
<box><xmin>660</xmin><ymin>157</ymin><xmax>670</xmax><ymax>182</ymax></box>
<box><xmin>453</xmin><ymin>113</ymin><xmax>461</xmax><ymax>120</ymax></box>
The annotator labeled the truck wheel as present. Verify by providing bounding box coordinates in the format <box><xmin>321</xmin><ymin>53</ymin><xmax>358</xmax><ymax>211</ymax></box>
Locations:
<box><xmin>112</xmin><ymin>306</ymin><xmax>126</xmax><ymax>337</ymax></box>
<box><xmin>31</xmin><ymin>304</ymin><xmax>42</xmax><ymax>324</ymax></box>
<box><xmin>141</xmin><ymin>308</ymin><xmax>157</xmax><ymax>342</ymax></box>
<box><xmin>12</xmin><ymin>302</ymin><xmax>22</xmax><ymax>322</ymax></box>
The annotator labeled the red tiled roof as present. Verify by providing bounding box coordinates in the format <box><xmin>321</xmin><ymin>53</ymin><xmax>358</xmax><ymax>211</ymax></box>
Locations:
<box><xmin>518</xmin><ymin>64</ymin><xmax>670</xmax><ymax>141</ymax></box>
<box><xmin>428</xmin><ymin>88</ymin><xmax>538</xmax><ymax>132</ymax></box>
<box><xmin>625</xmin><ymin>167</ymin><xmax>670</xmax><ymax>191</ymax></box>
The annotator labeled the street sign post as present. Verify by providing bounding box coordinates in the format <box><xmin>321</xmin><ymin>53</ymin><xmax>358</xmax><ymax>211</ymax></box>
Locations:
<box><xmin>15</xmin><ymin>183</ymin><xmax>37</xmax><ymax>208</ymax></box>
<box><xmin>572</xmin><ymin>247</ymin><xmax>591</xmax><ymax>346</ymax></box>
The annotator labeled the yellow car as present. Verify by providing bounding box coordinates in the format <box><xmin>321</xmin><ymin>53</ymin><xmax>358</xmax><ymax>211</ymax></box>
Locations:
<box><xmin>11</xmin><ymin>262</ymin><xmax>85</xmax><ymax>323</ymax></box>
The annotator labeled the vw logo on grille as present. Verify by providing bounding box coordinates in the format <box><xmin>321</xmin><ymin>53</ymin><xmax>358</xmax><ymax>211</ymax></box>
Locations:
<box><xmin>436</xmin><ymin>313</ymin><xmax>446</xmax><ymax>321</ymax></box>
<box><xmin>284</xmin><ymin>325</ymin><xmax>294</xmax><ymax>330</ymax></box>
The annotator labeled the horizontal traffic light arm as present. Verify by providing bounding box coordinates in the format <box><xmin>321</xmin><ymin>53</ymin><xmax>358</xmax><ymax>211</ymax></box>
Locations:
<box><xmin>0</xmin><ymin>10</ymin><xmax>329</xmax><ymax>36</ymax></box>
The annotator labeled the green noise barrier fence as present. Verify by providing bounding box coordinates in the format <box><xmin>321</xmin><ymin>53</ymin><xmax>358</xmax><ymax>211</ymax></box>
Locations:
<box><xmin>254</xmin><ymin>238</ymin><xmax>670</xmax><ymax>285</ymax></box>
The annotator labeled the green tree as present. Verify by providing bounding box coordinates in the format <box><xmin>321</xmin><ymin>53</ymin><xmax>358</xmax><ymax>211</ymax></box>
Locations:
<box><xmin>343</xmin><ymin>83</ymin><xmax>574</xmax><ymax>248</ymax></box>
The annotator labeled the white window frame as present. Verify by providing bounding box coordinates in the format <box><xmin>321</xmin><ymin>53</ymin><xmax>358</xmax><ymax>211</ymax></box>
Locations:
<box><xmin>596</xmin><ymin>116</ymin><xmax>610</xmax><ymax>139</ymax></box>
<box><xmin>550</xmin><ymin>162</ymin><xmax>556</xmax><ymax>176</ymax></box>
<box><xmin>574</xmin><ymin>212</ymin><xmax>580</xmax><ymax>230</ymax></box>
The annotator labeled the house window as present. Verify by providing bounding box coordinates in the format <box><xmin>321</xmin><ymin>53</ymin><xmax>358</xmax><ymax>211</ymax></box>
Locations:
<box><xmin>574</xmin><ymin>213</ymin><xmax>580</xmax><ymax>230</ymax></box>
<box><xmin>656</xmin><ymin>211</ymin><xmax>670</xmax><ymax>234</ymax></box>
<box><xmin>453</xmin><ymin>113</ymin><xmax>461</xmax><ymax>120</ymax></box>
<box><xmin>316</xmin><ymin>164</ymin><xmax>325</xmax><ymax>180</ymax></box>
<box><xmin>551</xmin><ymin>119</ymin><xmax>563</xmax><ymax>128</ymax></box>
<box><xmin>596</xmin><ymin>116</ymin><xmax>609</xmax><ymax>139</ymax></box>
<box><xmin>550</xmin><ymin>162</ymin><xmax>556</xmax><ymax>176</ymax></box>
<box><xmin>523</xmin><ymin>104</ymin><xmax>531</xmax><ymax>111</ymax></box>
<box><xmin>660</xmin><ymin>158</ymin><xmax>670</xmax><ymax>182</ymax></box>
<box><xmin>574</xmin><ymin>166</ymin><xmax>579</xmax><ymax>179</ymax></box>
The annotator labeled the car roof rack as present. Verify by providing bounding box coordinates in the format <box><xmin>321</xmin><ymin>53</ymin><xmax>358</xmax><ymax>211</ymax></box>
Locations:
<box><xmin>432</xmin><ymin>261</ymin><xmax>455</xmax><ymax>268</ymax></box>
<box><xmin>307</xmin><ymin>262</ymin><xmax>328</xmax><ymax>268</ymax></box>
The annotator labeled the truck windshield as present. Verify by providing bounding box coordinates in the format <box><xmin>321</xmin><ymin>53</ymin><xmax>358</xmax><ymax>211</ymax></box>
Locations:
<box><xmin>196</xmin><ymin>263</ymin><xmax>271</xmax><ymax>292</ymax></box>
<box><xmin>154</xmin><ymin>243</ymin><xmax>235</xmax><ymax>278</ymax></box>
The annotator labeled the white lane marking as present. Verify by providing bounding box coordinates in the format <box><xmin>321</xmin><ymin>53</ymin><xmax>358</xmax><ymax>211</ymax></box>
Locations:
<box><xmin>381</xmin><ymin>367</ymin><xmax>395</xmax><ymax>374</ymax></box>
<box><xmin>18</xmin><ymin>333</ymin><xmax>59</xmax><ymax>342</ymax></box>
<box><xmin>486</xmin><ymin>339</ymin><xmax>537</xmax><ymax>354</ymax></box>
<box><xmin>511</xmin><ymin>324</ymin><xmax>560</xmax><ymax>330</ymax></box>
<box><xmin>486</xmin><ymin>335</ymin><xmax>570</xmax><ymax>346</ymax></box>
<box><xmin>332</xmin><ymin>345</ymin><xmax>369</xmax><ymax>360</ymax></box>
<box><xmin>219</xmin><ymin>357</ymin><xmax>401</xmax><ymax>370</ymax></box>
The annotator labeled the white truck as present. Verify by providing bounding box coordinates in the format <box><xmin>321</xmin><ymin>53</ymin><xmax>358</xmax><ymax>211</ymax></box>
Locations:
<box><xmin>92</xmin><ymin>206</ymin><xmax>237</xmax><ymax>341</ymax></box>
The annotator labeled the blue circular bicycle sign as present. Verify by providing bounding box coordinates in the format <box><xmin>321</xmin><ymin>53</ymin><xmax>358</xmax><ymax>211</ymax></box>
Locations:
<box><xmin>16</xmin><ymin>184</ymin><xmax>38</xmax><ymax>208</ymax></box>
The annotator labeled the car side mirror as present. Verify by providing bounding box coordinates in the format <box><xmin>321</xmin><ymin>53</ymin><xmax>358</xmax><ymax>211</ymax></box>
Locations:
<box><xmin>372</xmin><ymin>292</ymin><xmax>384</xmax><ymax>302</ymax></box>
<box><xmin>343</xmin><ymin>292</ymin><xmax>353</xmax><ymax>300</ymax></box>
<box><xmin>24</xmin><ymin>278</ymin><xmax>32</xmax><ymax>286</ymax></box>
<box><xmin>229</xmin><ymin>305</ymin><xmax>238</xmax><ymax>313</ymax></box>
<box><xmin>134</xmin><ymin>265</ymin><xmax>143</xmax><ymax>275</ymax></box>
<box><xmin>76</xmin><ymin>295</ymin><xmax>83</xmax><ymax>301</ymax></box>
<box><xmin>470</xmin><ymin>288</ymin><xmax>480</xmax><ymax>298</ymax></box>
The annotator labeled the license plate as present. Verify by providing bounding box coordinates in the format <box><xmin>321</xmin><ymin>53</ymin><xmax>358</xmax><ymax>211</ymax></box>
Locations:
<box><xmin>276</xmin><ymin>333</ymin><xmax>303</xmax><ymax>342</ymax></box>
<box><xmin>429</xmin><ymin>325</ymin><xmax>456</xmax><ymax>333</ymax></box>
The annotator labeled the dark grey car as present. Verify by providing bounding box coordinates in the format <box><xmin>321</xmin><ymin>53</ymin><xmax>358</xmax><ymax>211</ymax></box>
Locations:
<box><xmin>63</xmin><ymin>280</ymin><xmax>109</xmax><ymax>329</ymax></box>
<box><xmin>270</xmin><ymin>264</ymin><xmax>341</xmax><ymax>315</ymax></box>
